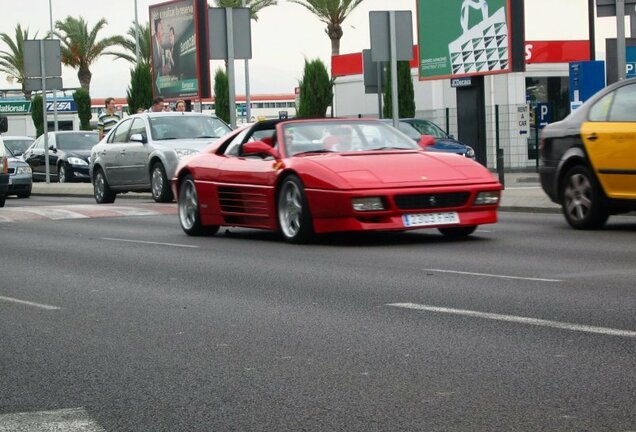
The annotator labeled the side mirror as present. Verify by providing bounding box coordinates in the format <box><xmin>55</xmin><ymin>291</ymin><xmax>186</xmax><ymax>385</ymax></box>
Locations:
<box><xmin>242</xmin><ymin>140</ymin><xmax>281</xmax><ymax>159</ymax></box>
<box><xmin>49</xmin><ymin>145</ymin><xmax>57</xmax><ymax>152</ymax></box>
<box><xmin>0</xmin><ymin>115</ymin><xmax>7</xmax><ymax>133</ymax></box>
<box><xmin>130</xmin><ymin>133</ymin><xmax>147</xmax><ymax>144</ymax></box>
<box><xmin>418</xmin><ymin>134</ymin><xmax>436</xmax><ymax>148</ymax></box>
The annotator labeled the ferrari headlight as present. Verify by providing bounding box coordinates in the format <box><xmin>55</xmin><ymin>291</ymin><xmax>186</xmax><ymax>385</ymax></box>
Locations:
<box><xmin>67</xmin><ymin>157</ymin><xmax>88</xmax><ymax>165</ymax></box>
<box><xmin>474</xmin><ymin>191</ymin><xmax>500</xmax><ymax>205</ymax></box>
<box><xmin>16</xmin><ymin>165</ymin><xmax>32</xmax><ymax>175</ymax></box>
<box><xmin>352</xmin><ymin>197</ymin><xmax>385</xmax><ymax>211</ymax></box>
<box><xmin>175</xmin><ymin>148</ymin><xmax>198</xmax><ymax>160</ymax></box>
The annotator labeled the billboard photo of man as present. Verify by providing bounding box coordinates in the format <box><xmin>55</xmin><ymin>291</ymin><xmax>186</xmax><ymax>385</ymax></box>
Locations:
<box><xmin>150</xmin><ymin>0</ymin><xmax>199</xmax><ymax>99</ymax></box>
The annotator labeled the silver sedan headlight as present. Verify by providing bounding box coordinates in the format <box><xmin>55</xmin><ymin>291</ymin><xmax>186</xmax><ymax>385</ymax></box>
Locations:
<box><xmin>465</xmin><ymin>146</ymin><xmax>475</xmax><ymax>158</ymax></box>
<box><xmin>16</xmin><ymin>165</ymin><xmax>32</xmax><ymax>175</ymax></box>
<box><xmin>175</xmin><ymin>148</ymin><xmax>198</xmax><ymax>160</ymax></box>
<box><xmin>67</xmin><ymin>157</ymin><xmax>88</xmax><ymax>166</ymax></box>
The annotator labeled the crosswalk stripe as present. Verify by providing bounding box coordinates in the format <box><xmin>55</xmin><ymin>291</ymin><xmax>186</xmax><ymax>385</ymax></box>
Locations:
<box><xmin>0</xmin><ymin>204</ymin><xmax>177</xmax><ymax>223</ymax></box>
<box><xmin>0</xmin><ymin>408</ymin><xmax>105</xmax><ymax>431</ymax></box>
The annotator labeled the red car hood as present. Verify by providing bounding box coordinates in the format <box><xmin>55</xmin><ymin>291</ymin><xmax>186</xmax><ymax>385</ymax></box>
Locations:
<box><xmin>300</xmin><ymin>151</ymin><xmax>495</xmax><ymax>188</ymax></box>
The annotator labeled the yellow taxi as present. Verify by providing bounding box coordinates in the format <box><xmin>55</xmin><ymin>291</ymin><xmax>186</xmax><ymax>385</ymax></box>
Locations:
<box><xmin>539</xmin><ymin>78</ymin><xmax>636</xmax><ymax>229</ymax></box>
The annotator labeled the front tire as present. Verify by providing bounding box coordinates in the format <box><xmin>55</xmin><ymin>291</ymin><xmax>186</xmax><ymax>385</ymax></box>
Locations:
<box><xmin>94</xmin><ymin>168</ymin><xmax>116</xmax><ymax>204</ymax></box>
<box><xmin>277</xmin><ymin>175</ymin><xmax>314</xmax><ymax>244</ymax></box>
<box><xmin>178</xmin><ymin>175</ymin><xmax>219</xmax><ymax>236</ymax></box>
<box><xmin>438</xmin><ymin>225</ymin><xmax>477</xmax><ymax>238</ymax></box>
<box><xmin>58</xmin><ymin>164</ymin><xmax>70</xmax><ymax>183</ymax></box>
<box><xmin>151</xmin><ymin>162</ymin><xmax>173</xmax><ymax>203</ymax></box>
<box><xmin>17</xmin><ymin>188</ymin><xmax>31</xmax><ymax>198</ymax></box>
<box><xmin>560</xmin><ymin>165</ymin><xmax>608</xmax><ymax>229</ymax></box>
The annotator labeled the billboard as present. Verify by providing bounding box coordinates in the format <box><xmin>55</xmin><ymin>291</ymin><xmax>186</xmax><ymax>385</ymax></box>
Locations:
<box><xmin>417</xmin><ymin>0</ymin><xmax>512</xmax><ymax>80</ymax></box>
<box><xmin>149</xmin><ymin>0</ymin><xmax>205</xmax><ymax>99</ymax></box>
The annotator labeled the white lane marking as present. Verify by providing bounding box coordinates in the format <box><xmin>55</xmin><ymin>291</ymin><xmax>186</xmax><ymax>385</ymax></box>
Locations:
<box><xmin>22</xmin><ymin>207</ymin><xmax>89</xmax><ymax>220</ymax></box>
<box><xmin>100</xmin><ymin>237</ymin><xmax>199</xmax><ymax>248</ymax></box>
<box><xmin>0</xmin><ymin>407</ymin><xmax>105</xmax><ymax>432</ymax></box>
<box><xmin>387</xmin><ymin>303</ymin><xmax>636</xmax><ymax>338</ymax></box>
<box><xmin>0</xmin><ymin>295</ymin><xmax>60</xmax><ymax>310</ymax></box>
<box><xmin>424</xmin><ymin>268</ymin><xmax>562</xmax><ymax>282</ymax></box>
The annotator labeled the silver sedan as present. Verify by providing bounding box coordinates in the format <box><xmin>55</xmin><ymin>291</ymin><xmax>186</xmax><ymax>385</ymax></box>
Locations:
<box><xmin>89</xmin><ymin>112</ymin><xmax>231</xmax><ymax>204</ymax></box>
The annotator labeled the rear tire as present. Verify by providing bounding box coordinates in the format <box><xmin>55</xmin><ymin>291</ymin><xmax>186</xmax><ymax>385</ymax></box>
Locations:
<box><xmin>0</xmin><ymin>196</ymin><xmax>5</xmax><ymax>207</ymax></box>
<box><xmin>560</xmin><ymin>165</ymin><xmax>608</xmax><ymax>229</ymax></box>
<box><xmin>151</xmin><ymin>162</ymin><xmax>173</xmax><ymax>203</ymax></box>
<box><xmin>438</xmin><ymin>225</ymin><xmax>477</xmax><ymax>238</ymax></box>
<box><xmin>178</xmin><ymin>175</ymin><xmax>219</xmax><ymax>236</ymax></box>
<box><xmin>277</xmin><ymin>175</ymin><xmax>314</xmax><ymax>244</ymax></box>
<box><xmin>93</xmin><ymin>168</ymin><xmax>116</xmax><ymax>204</ymax></box>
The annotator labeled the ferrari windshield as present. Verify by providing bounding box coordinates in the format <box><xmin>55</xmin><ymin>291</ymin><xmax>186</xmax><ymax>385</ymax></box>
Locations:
<box><xmin>282</xmin><ymin>120</ymin><xmax>418</xmax><ymax>156</ymax></box>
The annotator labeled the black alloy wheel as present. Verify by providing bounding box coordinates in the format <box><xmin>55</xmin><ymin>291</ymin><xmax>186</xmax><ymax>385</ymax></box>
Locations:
<box><xmin>560</xmin><ymin>165</ymin><xmax>608</xmax><ymax>229</ymax></box>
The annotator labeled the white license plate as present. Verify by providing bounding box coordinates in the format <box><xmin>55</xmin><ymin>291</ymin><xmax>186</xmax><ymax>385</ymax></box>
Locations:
<box><xmin>402</xmin><ymin>212</ymin><xmax>460</xmax><ymax>227</ymax></box>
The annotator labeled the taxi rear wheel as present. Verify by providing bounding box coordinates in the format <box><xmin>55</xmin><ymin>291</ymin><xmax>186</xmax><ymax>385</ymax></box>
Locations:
<box><xmin>560</xmin><ymin>165</ymin><xmax>608</xmax><ymax>229</ymax></box>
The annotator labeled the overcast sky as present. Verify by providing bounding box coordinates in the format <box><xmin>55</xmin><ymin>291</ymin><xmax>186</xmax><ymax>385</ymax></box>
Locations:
<box><xmin>0</xmin><ymin>0</ymin><xmax>623</xmax><ymax>98</ymax></box>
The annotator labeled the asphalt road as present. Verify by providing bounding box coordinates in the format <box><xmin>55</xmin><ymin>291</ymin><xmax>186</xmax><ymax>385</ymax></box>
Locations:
<box><xmin>0</xmin><ymin>202</ymin><xmax>635</xmax><ymax>431</ymax></box>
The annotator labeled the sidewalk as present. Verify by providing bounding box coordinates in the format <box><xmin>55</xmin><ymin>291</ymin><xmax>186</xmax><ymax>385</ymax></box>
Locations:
<box><xmin>30</xmin><ymin>172</ymin><xmax>561</xmax><ymax>213</ymax></box>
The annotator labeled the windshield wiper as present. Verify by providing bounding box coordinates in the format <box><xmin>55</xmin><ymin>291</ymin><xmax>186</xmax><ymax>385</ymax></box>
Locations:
<box><xmin>293</xmin><ymin>149</ymin><xmax>335</xmax><ymax>156</ymax></box>
<box><xmin>368</xmin><ymin>146</ymin><xmax>411</xmax><ymax>151</ymax></box>
<box><xmin>195</xmin><ymin>135</ymin><xmax>218</xmax><ymax>139</ymax></box>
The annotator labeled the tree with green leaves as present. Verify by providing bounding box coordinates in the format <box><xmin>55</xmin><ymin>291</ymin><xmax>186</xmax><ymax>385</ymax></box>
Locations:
<box><xmin>296</xmin><ymin>58</ymin><xmax>332</xmax><ymax>118</ymax></box>
<box><xmin>104</xmin><ymin>21</ymin><xmax>151</xmax><ymax>66</ymax></box>
<box><xmin>126</xmin><ymin>62</ymin><xmax>153</xmax><ymax>114</ymax></box>
<box><xmin>214</xmin><ymin>68</ymin><xmax>230</xmax><ymax>124</ymax></box>
<box><xmin>31</xmin><ymin>94</ymin><xmax>44</xmax><ymax>137</ymax></box>
<box><xmin>211</xmin><ymin>0</ymin><xmax>278</xmax><ymax>20</ymax></box>
<box><xmin>289</xmin><ymin>0</ymin><xmax>363</xmax><ymax>55</ymax></box>
<box><xmin>0</xmin><ymin>24</ymin><xmax>38</xmax><ymax>100</ymax></box>
<box><xmin>52</xmin><ymin>16</ymin><xmax>126</xmax><ymax>92</ymax></box>
<box><xmin>73</xmin><ymin>88</ymin><xmax>92</xmax><ymax>130</ymax></box>
<box><xmin>383</xmin><ymin>61</ymin><xmax>415</xmax><ymax>119</ymax></box>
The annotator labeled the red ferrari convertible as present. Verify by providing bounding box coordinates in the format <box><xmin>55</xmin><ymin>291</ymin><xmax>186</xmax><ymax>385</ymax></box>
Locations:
<box><xmin>172</xmin><ymin>118</ymin><xmax>502</xmax><ymax>243</ymax></box>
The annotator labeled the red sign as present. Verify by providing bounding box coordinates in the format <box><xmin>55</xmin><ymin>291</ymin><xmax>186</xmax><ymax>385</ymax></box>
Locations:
<box><xmin>331</xmin><ymin>41</ymin><xmax>590</xmax><ymax>78</ymax></box>
<box><xmin>525</xmin><ymin>40</ymin><xmax>590</xmax><ymax>64</ymax></box>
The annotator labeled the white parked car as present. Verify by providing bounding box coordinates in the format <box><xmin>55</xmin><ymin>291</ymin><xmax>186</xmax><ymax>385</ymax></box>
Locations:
<box><xmin>89</xmin><ymin>112</ymin><xmax>231</xmax><ymax>203</ymax></box>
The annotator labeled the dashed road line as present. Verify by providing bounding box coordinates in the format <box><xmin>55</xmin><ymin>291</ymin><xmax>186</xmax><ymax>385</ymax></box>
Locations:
<box><xmin>0</xmin><ymin>295</ymin><xmax>60</xmax><ymax>310</ymax></box>
<box><xmin>423</xmin><ymin>268</ymin><xmax>562</xmax><ymax>282</ymax></box>
<box><xmin>387</xmin><ymin>303</ymin><xmax>636</xmax><ymax>338</ymax></box>
<box><xmin>100</xmin><ymin>237</ymin><xmax>199</xmax><ymax>248</ymax></box>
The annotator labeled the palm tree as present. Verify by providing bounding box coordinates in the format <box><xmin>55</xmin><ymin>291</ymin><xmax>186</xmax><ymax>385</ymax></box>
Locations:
<box><xmin>52</xmin><ymin>16</ymin><xmax>126</xmax><ymax>92</ymax></box>
<box><xmin>0</xmin><ymin>24</ymin><xmax>38</xmax><ymax>100</ymax></box>
<box><xmin>211</xmin><ymin>0</ymin><xmax>278</xmax><ymax>20</ymax></box>
<box><xmin>289</xmin><ymin>0</ymin><xmax>364</xmax><ymax>56</ymax></box>
<box><xmin>104</xmin><ymin>21</ymin><xmax>151</xmax><ymax>66</ymax></box>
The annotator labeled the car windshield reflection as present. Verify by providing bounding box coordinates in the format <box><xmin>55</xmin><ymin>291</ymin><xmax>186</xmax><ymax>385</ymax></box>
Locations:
<box><xmin>56</xmin><ymin>133</ymin><xmax>99</xmax><ymax>150</ymax></box>
<box><xmin>149</xmin><ymin>116</ymin><xmax>231</xmax><ymax>141</ymax></box>
<box><xmin>282</xmin><ymin>120</ymin><xmax>418</xmax><ymax>156</ymax></box>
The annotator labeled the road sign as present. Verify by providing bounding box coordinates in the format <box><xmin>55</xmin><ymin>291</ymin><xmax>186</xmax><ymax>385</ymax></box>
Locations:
<box><xmin>24</xmin><ymin>77</ymin><xmax>63</xmax><ymax>92</ymax></box>
<box><xmin>23</xmin><ymin>40</ymin><xmax>62</xmax><ymax>77</ymax></box>
<box><xmin>369</xmin><ymin>11</ymin><xmax>413</xmax><ymax>62</ymax></box>
<box><xmin>597</xmin><ymin>0</ymin><xmax>636</xmax><ymax>17</ymax></box>
<box><xmin>536</xmin><ymin>103</ymin><xmax>552</xmax><ymax>129</ymax></box>
<box><xmin>208</xmin><ymin>7</ymin><xmax>252</xmax><ymax>60</ymax></box>
<box><xmin>362</xmin><ymin>49</ymin><xmax>385</xmax><ymax>94</ymax></box>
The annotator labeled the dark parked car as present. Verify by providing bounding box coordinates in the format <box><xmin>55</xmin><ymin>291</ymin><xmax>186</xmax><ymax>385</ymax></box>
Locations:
<box><xmin>539</xmin><ymin>77</ymin><xmax>636</xmax><ymax>229</ymax></box>
<box><xmin>23</xmin><ymin>131</ymin><xmax>99</xmax><ymax>182</ymax></box>
<box><xmin>382</xmin><ymin>118</ymin><xmax>475</xmax><ymax>159</ymax></box>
